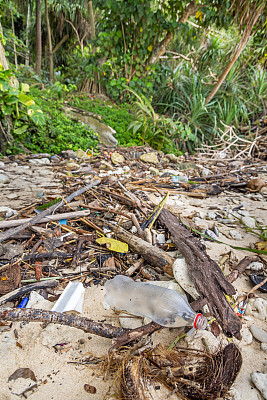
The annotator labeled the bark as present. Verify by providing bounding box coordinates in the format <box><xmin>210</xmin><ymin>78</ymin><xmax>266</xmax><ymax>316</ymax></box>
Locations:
<box><xmin>159</xmin><ymin>209</ymin><xmax>242</xmax><ymax>339</ymax></box>
<box><xmin>35</xmin><ymin>0</ymin><xmax>42</xmax><ymax>76</ymax></box>
<box><xmin>45</xmin><ymin>0</ymin><xmax>53</xmax><ymax>81</ymax></box>
<box><xmin>205</xmin><ymin>3</ymin><xmax>264</xmax><ymax>104</ymax></box>
<box><xmin>11</xmin><ymin>12</ymin><xmax>17</xmax><ymax>69</ymax></box>
<box><xmin>88</xmin><ymin>1</ymin><xmax>95</xmax><ymax>40</ymax></box>
<box><xmin>0</xmin><ymin>280</ymin><xmax>58</xmax><ymax>305</ymax></box>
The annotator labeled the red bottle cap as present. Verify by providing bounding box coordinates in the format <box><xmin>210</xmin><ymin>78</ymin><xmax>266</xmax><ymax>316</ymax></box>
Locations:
<box><xmin>194</xmin><ymin>313</ymin><xmax>207</xmax><ymax>330</ymax></box>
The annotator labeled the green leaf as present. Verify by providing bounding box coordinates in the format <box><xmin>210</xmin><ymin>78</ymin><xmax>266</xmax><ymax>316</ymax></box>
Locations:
<box><xmin>27</xmin><ymin>105</ymin><xmax>45</xmax><ymax>125</ymax></box>
<box><xmin>21</xmin><ymin>83</ymin><xmax>30</xmax><ymax>93</ymax></box>
<box><xmin>13</xmin><ymin>125</ymin><xmax>28</xmax><ymax>135</ymax></box>
<box><xmin>18</xmin><ymin>93</ymin><xmax>35</xmax><ymax>107</ymax></box>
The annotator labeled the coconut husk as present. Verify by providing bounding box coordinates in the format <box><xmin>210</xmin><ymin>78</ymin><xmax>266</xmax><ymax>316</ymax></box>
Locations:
<box><xmin>121</xmin><ymin>343</ymin><xmax>242</xmax><ymax>400</ymax></box>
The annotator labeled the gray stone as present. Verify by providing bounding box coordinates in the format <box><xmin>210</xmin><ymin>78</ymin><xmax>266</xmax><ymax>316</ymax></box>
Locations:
<box><xmin>111</xmin><ymin>152</ymin><xmax>125</xmax><ymax>164</ymax></box>
<box><xmin>140</xmin><ymin>152</ymin><xmax>159</xmax><ymax>164</ymax></box>
<box><xmin>149</xmin><ymin>167</ymin><xmax>159</xmax><ymax>175</ymax></box>
<box><xmin>201</xmin><ymin>168</ymin><xmax>212</xmax><ymax>176</ymax></box>
<box><xmin>246</xmin><ymin>261</ymin><xmax>264</xmax><ymax>271</ymax></box>
<box><xmin>241</xmin><ymin>216</ymin><xmax>256</xmax><ymax>229</ymax></box>
<box><xmin>0</xmin><ymin>173</ymin><xmax>10</xmax><ymax>184</ymax></box>
<box><xmin>0</xmin><ymin>161</ymin><xmax>5</xmax><ymax>168</ymax></box>
<box><xmin>250</xmin><ymin>325</ymin><xmax>267</xmax><ymax>343</ymax></box>
<box><xmin>261</xmin><ymin>343</ymin><xmax>267</xmax><ymax>352</ymax></box>
<box><xmin>229</xmin><ymin>229</ymin><xmax>243</xmax><ymax>240</ymax></box>
<box><xmin>207</xmin><ymin>211</ymin><xmax>217</xmax><ymax>220</ymax></box>
<box><xmin>29</xmin><ymin>158</ymin><xmax>50</xmax><ymax>165</ymax></box>
<box><xmin>240</xmin><ymin>325</ymin><xmax>253</xmax><ymax>346</ymax></box>
<box><xmin>237</xmin><ymin>210</ymin><xmax>250</xmax><ymax>217</ymax></box>
<box><xmin>166</xmin><ymin>153</ymin><xmax>178</xmax><ymax>162</ymax></box>
<box><xmin>251</xmin><ymin>372</ymin><xmax>267</xmax><ymax>399</ymax></box>
<box><xmin>100</xmin><ymin>161</ymin><xmax>113</xmax><ymax>171</ymax></box>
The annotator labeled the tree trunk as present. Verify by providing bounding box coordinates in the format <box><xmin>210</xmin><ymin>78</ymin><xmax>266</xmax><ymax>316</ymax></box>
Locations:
<box><xmin>25</xmin><ymin>3</ymin><xmax>30</xmax><ymax>66</ymax></box>
<box><xmin>147</xmin><ymin>0</ymin><xmax>199</xmax><ymax>65</ymax></box>
<box><xmin>88</xmin><ymin>1</ymin><xmax>95</xmax><ymax>40</ymax></box>
<box><xmin>45</xmin><ymin>0</ymin><xmax>53</xmax><ymax>81</ymax></box>
<box><xmin>35</xmin><ymin>0</ymin><xmax>42</xmax><ymax>76</ymax></box>
<box><xmin>205</xmin><ymin>3</ymin><xmax>264</xmax><ymax>105</ymax></box>
<box><xmin>11</xmin><ymin>12</ymin><xmax>18</xmax><ymax>69</ymax></box>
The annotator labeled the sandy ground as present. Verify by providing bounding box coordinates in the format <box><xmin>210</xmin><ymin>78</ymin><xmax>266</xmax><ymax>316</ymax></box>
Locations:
<box><xmin>0</xmin><ymin>159</ymin><xmax>266</xmax><ymax>399</ymax></box>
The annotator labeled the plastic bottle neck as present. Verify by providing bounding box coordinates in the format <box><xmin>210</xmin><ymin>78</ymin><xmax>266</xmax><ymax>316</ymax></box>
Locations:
<box><xmin>194</xmin><ymin>313</ymin><xmax>207</xmax><ymax>330</ymax></box>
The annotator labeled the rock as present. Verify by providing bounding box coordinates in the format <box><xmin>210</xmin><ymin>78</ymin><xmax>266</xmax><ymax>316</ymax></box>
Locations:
<box><xmin>261</xmin><ymin>343</ymin><xmax>267</xmax><ymax>352</ymax></box>
<box><xmin>228</xmin><ymin>388</ymin><xmax>242</xmax><ymax>400</ymax></box>
<box><xmin>251</xmin><ymin>372</ymin><xmax>267</xmax><ymax>399</ymax></box>
<box><xmin>119</xmin><ymin>313</ymin><xmax>143</xmax><ymax>330</ymax></box>
<box><xmin>160</xmin><ymin>169</ymin><xmax>184</xmax><ymax>177</ymax></box>
<box><xmin>99</xmin><ymin>161</ymin><xmax>113</xmax><ymax>171</ymax></box>
<box><xmin>206</xmin><ymin>211</ymin><xmax>217</xmax><ymax>220</ymax></box>
<box><xmin>0</xmin><ymin>161</ymin><xmax>5</xmax><ymax>168</ymax></box>
<box><xmin>246</xmin><ymin>298</ymin><xmax>267</xmax><ymax>321</ymax></box>
<box><xmin>240</xmin><ymin>325</ymin><xmax>253</xmax><ymax>346</ymax></box>
<box><xmin>60</xmin><ymin>150</ymin><xmax>77</xmax><ymax>159</ymax></box>
<box><xmin>29</xmin><ymin>158</ymin><xmax>50</xmax><ymax>165</ymax></box>
<box><xmin>185</xmin><ymin>330</ymin><xmax>221</xmax><ymax>353</ymax></box>
<box><xmin>0</xmin><ymin>206</ymin><xmax>18</xmax><ymax>218</ymax></box>
<box><xmin>229</xmin><ymin>229</ymin><xmax>243</xmax><ymax>240</ymax></box>
<box><xmin>247</xmin><ymin>178</ymin><xmax>265</xmax><ymax>192</ymax></box>
<box><xmin>250</xmin><ymin>325</ymin><xmax>267</xmax><ymax>343</ymax></box>
<box><xmin>173</xmin><ymin>258</ymin><xmax>199</xmax><ymax>299</ymax></box>
<box><xmin>0</xmin><ymin>173</ymin><xmax>10</xmax><ymax>184</ymax></box>
<box><xmin>204</xmin><ymin>229</ymin><xmax>218</xmax><ymax>240</ymax></box>
<box><xmin>166</xmin><ymin>153</ymin><xmax>178</xmax><ymax>162</ymax></box>
<box><xmin>193</xmin><ymin>217</ymin><xmax>209</xmax><ymax>230</ymax></box>
<box><xmin>149</xmin><ymin>167</ymin><xmax>159</xmax><ymax>175</ymax></box>
<box><xmin>140</xmin><ymin>152</ymin><xmax>159</xmax><ymax>164</ymax></box>
<box><xmin>260</xmin><ymin>187</ymin><xmax>267</xmax><ymax>197</ymax></box>
<box><xmin>237</xmin><ymin>210</ymin><xmax>250</xmax><ymax>217</ymax></box>
<box><xmin>111</xmin><ymin>152</ymin><xmax>125</xmax><ymax>164</ymax></box>
<box><xmin>26</xmin><ymin>291</ymin><xmax>53</xmax><ymax>311</ymax></box>
<box><xmin>50</xmin><ymin>155</ymin><xmax>61</xmax><ymax>163</ymax></box>
<box><xmin>246</xmin><ymin>262</ymin><xmax>264</xmax><ymax>271</ymax></box>
<box><xmin>241</xmin><ymin>216</ymin><xmax>256</xmax><ymax>229</ymax></box>
<box><xmin>66</xmin><ymin>162</ymin><xmax>80</xmax><ymax>170</ymax></box>
<box><xmin>75</xmin><ymin>149</ymin><xmax>90</xmax><ymax>159</ymax></box>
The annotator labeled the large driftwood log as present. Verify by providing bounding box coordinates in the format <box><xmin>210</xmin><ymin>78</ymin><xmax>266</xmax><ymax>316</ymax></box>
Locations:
<box><xmin>159</xmin><ymin>209</ymin><xmax>242</xmax><ymax>339</ymax></box>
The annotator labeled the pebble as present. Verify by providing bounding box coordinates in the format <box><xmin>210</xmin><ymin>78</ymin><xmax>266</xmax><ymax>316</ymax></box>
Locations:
<box><xmin>251</xmin><ymin>372</ymin><xmax>267</xmax><ymax>399</ymax></box>
<box><xmin>29</xmin><ymin>158</ymin><xmax>50</xmax><ymax>165</ymax></box>
<box><xmin>246</xmin><ymin>261</ymin><xmax>264</xmax><ymax>271</ymax></box>
<box><xmin>160</xmin><ymin>169</ymin><xmax>183</xmax><ymax>177</ymax></box>
<box><xmin>250</xmin><ymin>325</ymin><xmax>267</xmax><ymax>343</ymax></box>
<box><xmin>240</xmin><ymin>325</ymin><xmax>253</xmax><ymax>346</ymax></box>
<box><xmin>0</xmin><ymin>173</ymin><xmax>10</xmax><ymax>184</ymax></box>
<box><xmin>261</xmin><ymin>343</ymin><xmax>267</xmax><ymax>352</ymax></box>
<box><xmin>111</xmin><ymin>152</ymin><xmax>125</xmax><ymax>164</ymax></box>
<box><xmin>246</xmin><ymin>298</ymin><xmax>267</xmax><ymax>321</ymax></box>
<box><xmin>206</xmin><ymin>211</ymin><xmax>217</xmax><ymax>220</ymax></box>
<box><xmin>193</xmin><ymin>217</ymin><xmax>209</xmax><ymax>230</ymax></box>
<box><xmin>99</xmin><ymin>161</ymin><xmax>113</xmax><ymax>171</ymax></box>
<box><xmin>0</xmin><ymin>161</ymin><xmax>5</xmax><ymax>167</ymax></box>
<box><xmin>237</xmin><ymin>210</ymin><xmax>250</xmax><ymax>217</ymax></box>
<box><xmin>201</xmin><ymin>168</ymin><xmax>212</xmax><ymax>176</ymax></box>
<box><xmin>166</xmin><ymin>153</ymin><xmax>178</xmax><ymax>162</ymax></box>
<box><xmin>241</xmin><ymin>216</ymin><xmax>256</xmax><ymax>229</ymax></box>
<box><xmin>260</xmin><ymin>187</ymin><xmax>267</xmax><ymax>197</ymax></box>
<box><xmin>229</xmin><ymin>229</ymin><xmax>243</xmax><ymax>240</ymax></box>
<box><xmin>149</xmin><ymin>167</ymin><xmax>159</xmax><ymax>175</ymax></box>
<box><xmin>0</xmin><ymin>206</ymin><xmax>18</xmax><ymax>218</ymax></box>
<box><xmin>140</xmin><ymin>152</ymin><xmax>159</xmax><ymax>164</ymax></box>
<box><xmin>75</xmin><ymin>149</ymin><xmax>90</xmax><ymax>159</ymax></box>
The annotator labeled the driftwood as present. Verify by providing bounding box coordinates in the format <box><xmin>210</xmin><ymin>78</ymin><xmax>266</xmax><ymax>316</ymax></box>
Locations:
<box><xmin>113</xmin><ymin>224</ymin><xmax>174</xmax><ymax>276</ymax></box>
<box><xmin>0</xmin><ymin>307</ymin><xmax>127</xmax><ymax>339</ymax></box>
<box><xmin>226</xmin><ymin>256</ymin><xmax>257</xmax><ymax>283</ymax></box>
<box><xmin>0</xmin><ymin>179</ymin><xmax>100</xmax><ymax>243</ymax></box>
<box><xmin>0</xmin><ymin>280</ymin><xmax>59</xmax><ymax>305</ymax></box>
<box><xmin>159</xmin><ymin>209</ymin><xmax>242</xmax><ymax>339</ymax></box>
<box><xmin>0</xmin><ymin>210</ymin><xmax>91</xmax><ymax>229</ymax></box>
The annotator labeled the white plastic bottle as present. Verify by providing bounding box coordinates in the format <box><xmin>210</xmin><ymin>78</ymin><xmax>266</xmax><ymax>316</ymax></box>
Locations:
<box><xmin>104</xmin><ymin>275</ymin><xmax>207</xmax><ymax>329</ymax></box>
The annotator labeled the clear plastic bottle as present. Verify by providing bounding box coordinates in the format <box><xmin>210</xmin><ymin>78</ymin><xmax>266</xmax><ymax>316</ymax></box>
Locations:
<box><xmin>104</xmin><ymin>275</ymin><xmax>207</xmax><ymax>329</ymax></box>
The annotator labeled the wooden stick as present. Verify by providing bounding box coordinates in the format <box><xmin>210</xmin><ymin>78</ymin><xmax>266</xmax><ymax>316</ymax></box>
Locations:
<box><xmin>0</xmin><ymin>280</ymin><xmax>59</xmax><ymax>305</ymax></box>
<box><xmin>0</xmin><ymin>307</ymin><xmax>127</xmax><ymax>339</ymax></box>
<box><xmin>0</xmin><ymin>210</ymin><xmax>91</xmax><ymax>229</ymax></box>
<box><xmin>227</xmin><ymin>256</ymin><xmax>257</xmax><ymax>283</ymax></box>
<box><xmin>0</xmin><ymin>180</ymin><xmax>100</xmax><ymax>243</ymax></box>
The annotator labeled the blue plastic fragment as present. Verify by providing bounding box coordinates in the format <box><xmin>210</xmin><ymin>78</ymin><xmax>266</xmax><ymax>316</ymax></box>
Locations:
<box><xmin>17</xmin><ymin>297</ymin><xmax>29</xmax><ymax>308</ymax></box>
<box><xmin>59</xmin><ymin>219</ymin><xmax>67</xmax><ymax>225</ymax></box>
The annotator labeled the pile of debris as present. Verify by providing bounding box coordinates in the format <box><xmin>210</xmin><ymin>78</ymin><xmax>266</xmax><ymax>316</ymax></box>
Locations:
<box><xmin>0</xmin><ymin>146</ymin><xmax>266</xmax><ymax>400</ymax></box>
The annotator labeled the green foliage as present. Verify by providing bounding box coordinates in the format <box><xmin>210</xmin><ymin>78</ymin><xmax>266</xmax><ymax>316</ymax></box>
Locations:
<box><xmin>16</xmin><ymin>87</ymin><xmax>99</xmax><ymax>154</ymax></box>
<box><xmin>70</xmin><ymin>94</ymin><xmax>141</xmax><ymax>147</ymax></box>
<box><xmin>126</xmin><ymin>87</ymin><xmax>193</xmax><ymax>154</ymax></box>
